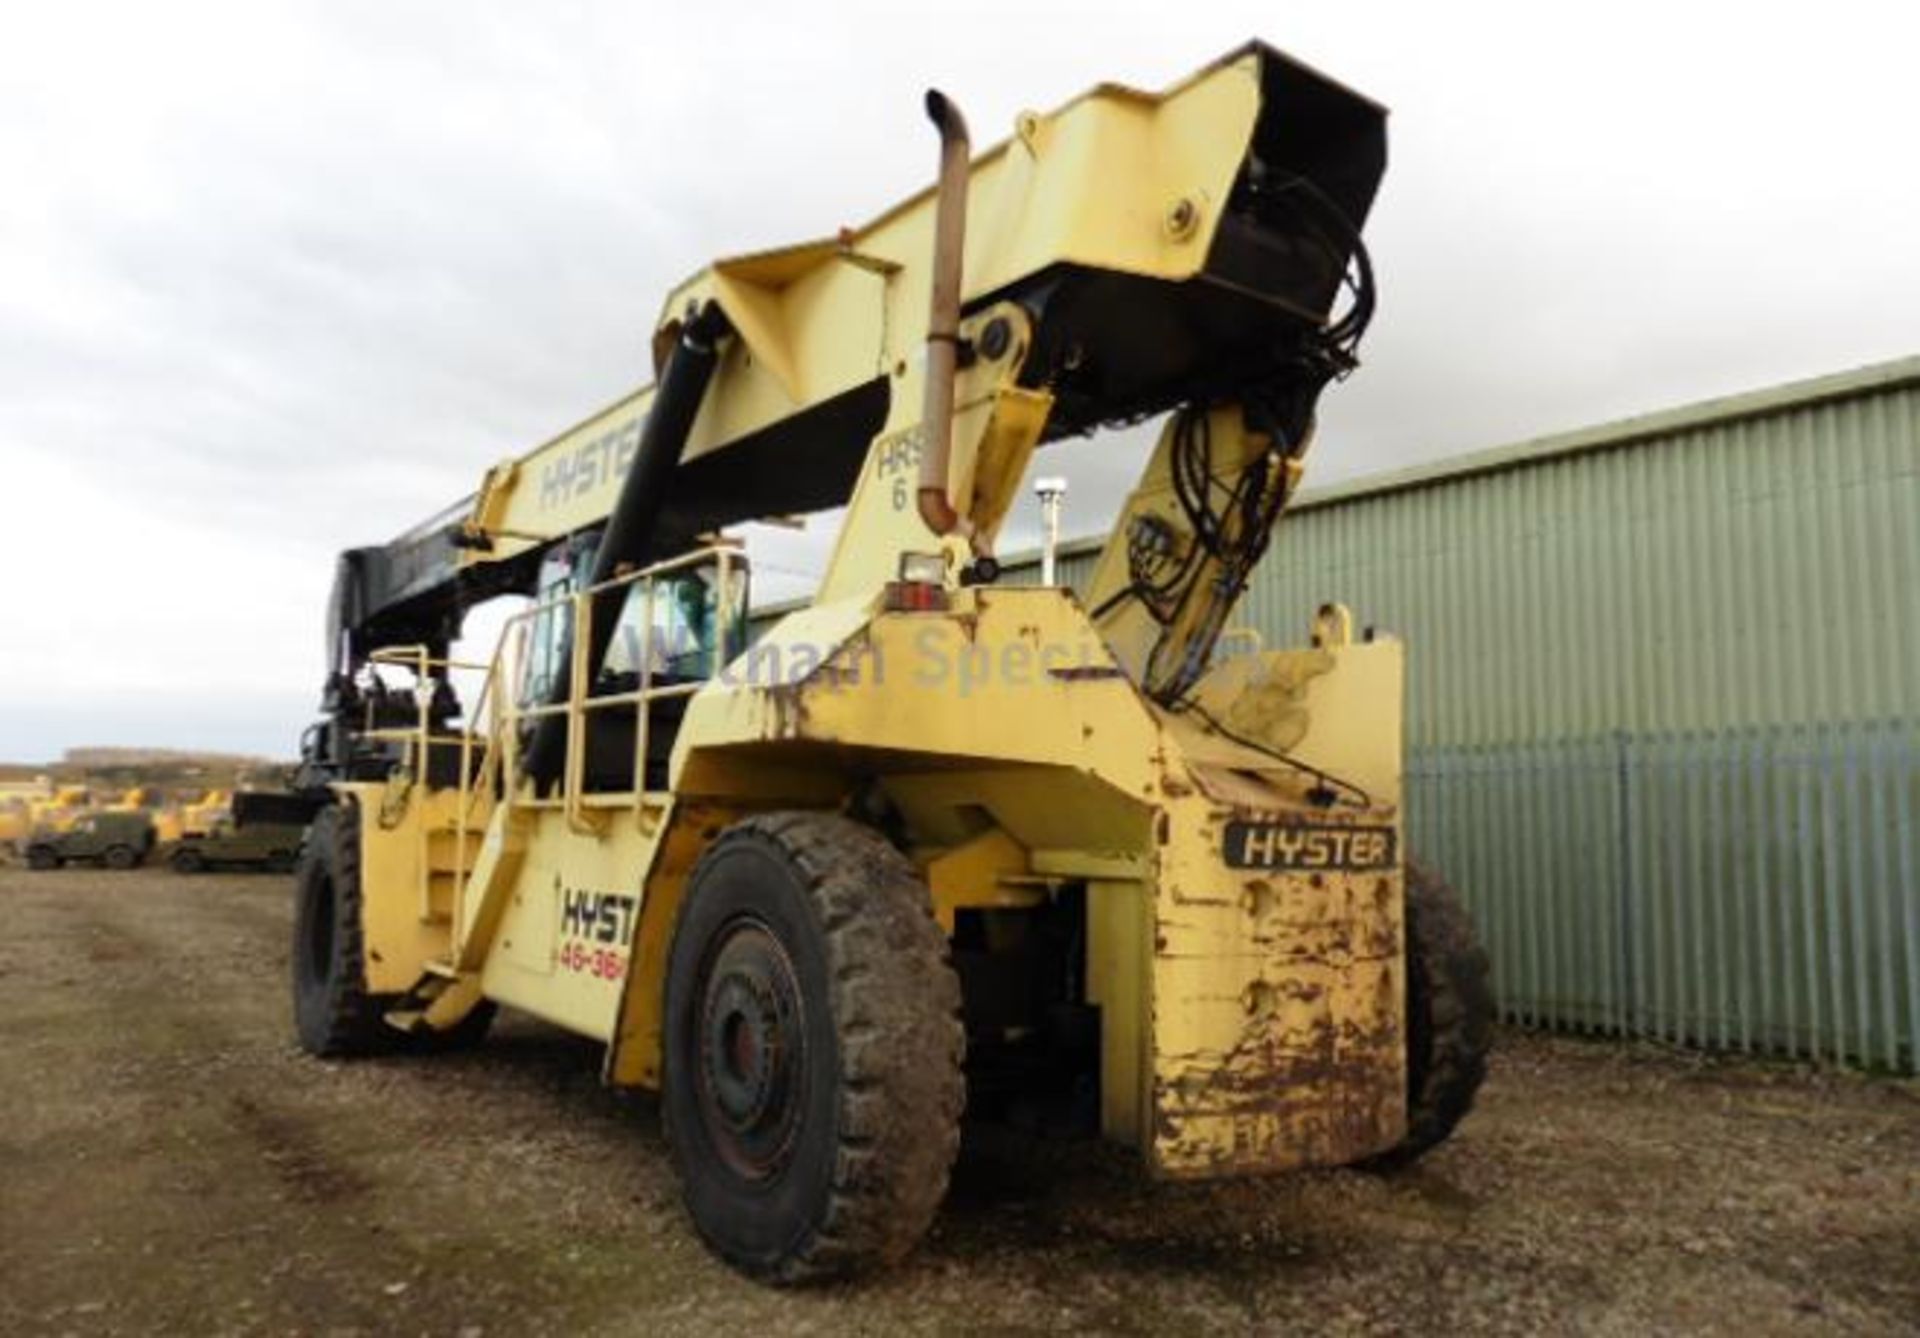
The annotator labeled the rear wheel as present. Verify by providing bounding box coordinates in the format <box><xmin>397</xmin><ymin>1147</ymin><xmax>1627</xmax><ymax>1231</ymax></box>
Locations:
<box><xmin>291</xmin><ymin>801</ymin><xmax>390</xmax><ymax>1056</ymax></box>
<box><xmin>171</xmin><ymin>847</ymin><xmax>206</xmax><ymax>874</ymax></box>
<box><xmin>26</xmin><ymin>845</ymin><xmax>58</xmax><ymax>871</ymax></box>
<box><xmin>1361</xmin><ymin>861</ymin><xmax>1493</xmax><ymax>1169</ymax></box>
<box><xmin>664</xmin><ymin>812</ymin><xmax>964</xmax><ymax>1284</ymax></box>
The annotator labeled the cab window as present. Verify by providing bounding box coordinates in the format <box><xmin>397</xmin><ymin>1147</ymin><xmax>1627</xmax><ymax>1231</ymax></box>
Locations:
<box><xmin>519</xmin><ymin>546</ymin><xmax>578</xmax><ymax>708</ymax></box>
<box><xmin>605</xmin><ymin>560</ymin><xmax>748</xmax><ymax>683</ymax></box>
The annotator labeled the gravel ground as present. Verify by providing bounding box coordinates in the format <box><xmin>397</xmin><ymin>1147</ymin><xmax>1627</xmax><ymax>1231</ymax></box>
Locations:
<box><xmin>1</xmin><ymin>865</ymin><xmax>1915</xmax><ymax>1336</ymax></box>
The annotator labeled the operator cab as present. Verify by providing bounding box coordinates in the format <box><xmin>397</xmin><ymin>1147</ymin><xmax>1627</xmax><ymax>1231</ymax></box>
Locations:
<box><xmin>516</xmin><ymin>537</ymin><xmax>748</xmax><ymax>793</ymax></box>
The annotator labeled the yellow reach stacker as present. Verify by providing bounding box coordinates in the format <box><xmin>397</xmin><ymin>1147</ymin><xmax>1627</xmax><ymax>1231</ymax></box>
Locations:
<box><xmin>291</xmin><ymin>43</ymin><xmax>1491</xmax><ymax>1282</ymax></box>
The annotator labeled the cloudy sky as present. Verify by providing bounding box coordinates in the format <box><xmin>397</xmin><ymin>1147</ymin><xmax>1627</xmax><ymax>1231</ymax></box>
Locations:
<box><xmin>3</xmin><ymin>0</ymin><xmax>1917</xmax><ymax>762</ymax></box>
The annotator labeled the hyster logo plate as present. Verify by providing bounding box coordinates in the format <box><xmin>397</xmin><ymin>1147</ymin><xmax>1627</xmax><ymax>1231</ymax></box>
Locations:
<box><xmin>1223</xmin><ymin>821</ymin><xmax>1397</xmax><ymax>872</ymax></box>
<box><xmin>555</xmin><ymin>884</ymin><xmax>639</xmax><ymax>983</ymax></box>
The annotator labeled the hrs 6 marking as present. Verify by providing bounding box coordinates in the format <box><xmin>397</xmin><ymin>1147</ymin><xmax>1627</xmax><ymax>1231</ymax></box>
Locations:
<box><xmin>874</xmin><ymin>427</ymin><xmax>923</xmax><ymax>511</ymax></box>
<box><xmin>557</xmin><ymin>884</ymin><xmax>638</xmax><ymax>981</ymax></box>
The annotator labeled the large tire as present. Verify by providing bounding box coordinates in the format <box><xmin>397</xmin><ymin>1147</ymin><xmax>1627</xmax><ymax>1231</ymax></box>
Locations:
<box><xmin>663</xmin><ymin>812</ymin><xmax>965</xmax><ymax>1284</ymax></box>
<box><xmin>291</xmin><ymin>801</ymin><xmax>391</xmax><ymax>1056</ymax></box>
<box><xmin>1362</xmin><ymin>861</ymin><xmax>1494</xmax><ymax>1169</ymax></box>
<box><xmin>171</xmin><ymin>847</ymin><xmax>206</xmax><ymax>874</ymax></box>
<box><xmin>26</xmin><ymin>845</ymin><xmax>58</xmax><ymax>871</ymax></box>
<box><xmin>102</xmin><ymin>843</ymin><xmax>138</xmax><ymax>871</ymax></box>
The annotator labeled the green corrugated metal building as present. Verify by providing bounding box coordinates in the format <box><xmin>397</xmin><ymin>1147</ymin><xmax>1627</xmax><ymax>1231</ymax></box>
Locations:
<box><xmin>1038</xmin><ymin>355</ymin><xmax>1917</xmax><ymax>737</ymax></box>
<box><xmin>762</xmin><ymin>356</ymin><xmax>1920</xmax><ymax>1070</ymax></box>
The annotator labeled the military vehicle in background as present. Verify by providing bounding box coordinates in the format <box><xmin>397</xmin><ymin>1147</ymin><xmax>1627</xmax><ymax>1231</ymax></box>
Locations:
<box><xmin>171</xmin><ymin>792</ymin><xmax>323</xmax><ymax>873</ymax></box>
<box><xmin>25</xmin><ymin>811</ymin><xmax>156</xmax><ymax>870</ymax></box>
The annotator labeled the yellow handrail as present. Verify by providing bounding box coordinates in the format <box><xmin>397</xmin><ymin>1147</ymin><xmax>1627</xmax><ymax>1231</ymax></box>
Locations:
<box><xmin>360</xmin><ymin>543</ymin><xmax>748</xmax><ymax>927</ymax></box>
<box><xmin>492</xmin><ymin>543</ymin><xmax>747</xmax><ymax>826</ymax></box>
<box><xmin>364</xmin><ymin>644</ymin><xmax>496</xmax><ymax>920</ymax></box>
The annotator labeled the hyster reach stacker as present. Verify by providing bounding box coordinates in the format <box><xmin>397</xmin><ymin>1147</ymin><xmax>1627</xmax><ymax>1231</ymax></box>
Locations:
<box><xmin>292</xmin><ymin>42</ymin><xmax>1492</xmax><ymax>1282</ymax></box>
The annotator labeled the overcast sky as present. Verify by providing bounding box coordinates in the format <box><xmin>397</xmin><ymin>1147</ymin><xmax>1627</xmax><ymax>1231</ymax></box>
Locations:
<box><xmin>3</xmin><ymin>1</ymin><xmax>1917</xmax><ymax>762</ymax></box>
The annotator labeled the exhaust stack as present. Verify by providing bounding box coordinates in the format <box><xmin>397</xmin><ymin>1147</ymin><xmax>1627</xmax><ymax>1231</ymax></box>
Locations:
<box><xmin>917</xmin><ymin>89</ymin><xmax>970</xmax><ymax>539</ymax></box>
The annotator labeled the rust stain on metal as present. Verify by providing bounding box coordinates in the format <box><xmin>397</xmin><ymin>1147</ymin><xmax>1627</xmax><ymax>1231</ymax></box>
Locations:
<box><xmin>1241</xmin><ymin>878</ymin><xmax>1275</xmax><ymax>918</ymax></box>
<box><xmin>1150</xmin><ymin>859</ymin><xmax>1406</xmax><ymax>1178</ymax></box>
<box><xmin>1152</xmin><ymin>1008</ymin><xmax>1402</xmax><ymax>1176</ymax></box>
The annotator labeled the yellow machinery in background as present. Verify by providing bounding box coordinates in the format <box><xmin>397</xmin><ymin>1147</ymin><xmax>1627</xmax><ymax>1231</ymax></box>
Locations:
<box><xmin>150</xmin><ymin>808</ymin><xmax>184</xmax><ymax>846</ymax></box>
<box><xmin>0</xmin><ymin>800</ymin><xmax>32</xmax><ymax>857</ymax></box>
<box><xmin>0</xmin><ymin>784</ymin><xmax>91</xmax><ymax>862</ymax></box>
<box><xmin>2</xmin><ymin>784</ymin><xmax>232</xmax><ymax>855</ymax></box>
<box><xmin>29</xmin><ymin>785</ymin><xmax>91</xmax><ymax>836</ymax></box>
<box><xmin>179</xmin><ymin>788</ymin><xmax>232</xmax><ymax>839</ymax></box>
<box><xmin>291</xmin><ymin>43</ymin><xmax>1490</xmax><ymax>1283</ymax></box>
<box><xmin>101</xmin><ymin>785</ymin><xmax>181</xmax><ymax>844</ymax></box>
<box><xmin>0</xmin><ymin>779</ymin><xmax>49</xmax><ymax>853</ymax></box>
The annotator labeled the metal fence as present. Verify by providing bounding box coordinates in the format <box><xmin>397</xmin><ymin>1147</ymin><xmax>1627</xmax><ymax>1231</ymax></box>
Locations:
<box><xmin>1409</xmin><ymin>718</ymin><xmax>1919</xmax><ymax>1072</ymax></box>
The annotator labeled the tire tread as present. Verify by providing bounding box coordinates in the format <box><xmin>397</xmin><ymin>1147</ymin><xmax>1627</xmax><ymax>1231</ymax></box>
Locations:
<box><xmin>669</xmin><ymin>810</ymin><xmax>965</xmax><ymax>1284</ymax></box>
<box><xmin>1363</xmin><ymin>860</ymin><xmax>1494</xmax><ymax>1169</ymax></box>
<box><xmin>293</xmin><ymin>801</ymin><xmax>390</xmax><ymax>1057</ymax></box>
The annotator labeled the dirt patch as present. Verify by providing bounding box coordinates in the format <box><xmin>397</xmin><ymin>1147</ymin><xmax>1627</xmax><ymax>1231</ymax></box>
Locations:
<box><xmin>225</xmin><ymin>1092</ymin><xmax>372</xmax><ymax>1206</ymax></box>
<box><xmin>1</xmin><ymin>866</ymin><xmax>1916</xmax><ymax>1335</ymax></box>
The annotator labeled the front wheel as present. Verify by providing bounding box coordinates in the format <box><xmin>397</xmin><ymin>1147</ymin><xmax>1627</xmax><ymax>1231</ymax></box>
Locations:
<box><xmin>291</xmin><ymin>801</ymin><xmax>390</xmax><ymax>1056</ymax></box>
<box><xmin>663</xmin><ymin>812</ymin><xmax>964</xmax><ymax>1285</ymax></box>
<box><xmin>26</xmin><ymin>846</ymin><xmax>59</xmax><ymax>871</ymax></box>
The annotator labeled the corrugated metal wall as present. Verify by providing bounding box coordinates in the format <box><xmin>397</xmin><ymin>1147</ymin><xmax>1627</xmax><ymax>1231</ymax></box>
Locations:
<box><xmin>754</xmin><ymin>359</ymin><xmax>1920</xmax><ymax>1070</ymax></box>
<box><xmin>1247</xmin><ymin>373</ymin><xmax>1920</xmax><ymax>747</ymax></box>
<box><xmin>1023</xmin><ymin>360</ymin><xmax>1920</xmax><ymax>1070</ymax></box>
<box><xmin>1408</xmin><ymin>722</ymin><xmax>1917</xmax><ymax>1070</ymax></box>
<box><xmin>1235</xmin><ymin>364</ymin><xmax>1920</xmax><ymax>1070</ymax></box>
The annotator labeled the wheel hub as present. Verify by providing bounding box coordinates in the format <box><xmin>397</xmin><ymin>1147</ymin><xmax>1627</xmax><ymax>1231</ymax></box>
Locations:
<box><xmin>695</xmin><ymin>919</ymin><xmax>804</xmax><ymax>1180</ymax></box>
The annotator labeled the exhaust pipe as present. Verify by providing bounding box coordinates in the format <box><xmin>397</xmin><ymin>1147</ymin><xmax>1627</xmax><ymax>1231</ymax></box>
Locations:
<box><xmin>918</xmin><ymin>89</ymin><xmax>969</xmax><ymax>538</ymax></box>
